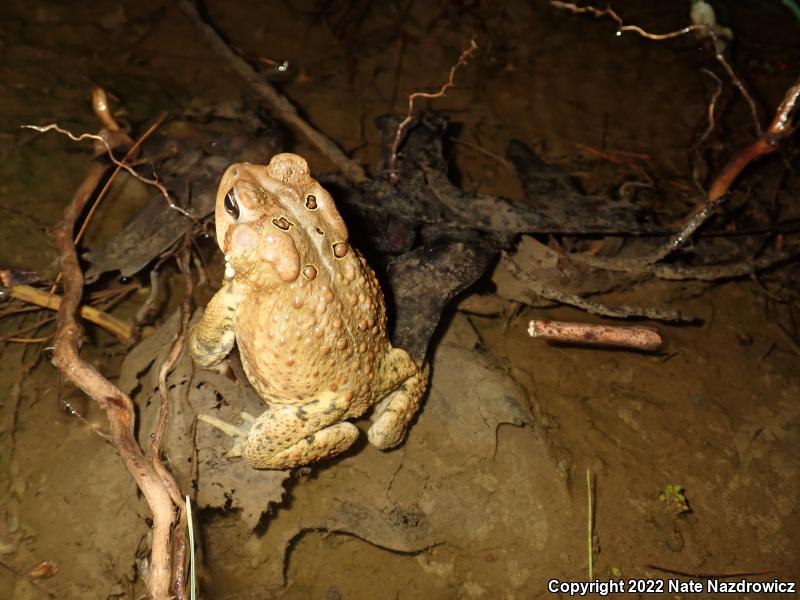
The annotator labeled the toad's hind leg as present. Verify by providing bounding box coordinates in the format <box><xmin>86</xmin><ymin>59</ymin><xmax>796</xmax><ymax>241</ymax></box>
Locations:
<box><xmin>203</xmin><ymin>391</ymin><xmax>359</xmax><ymax>470</ymax></box>
<box><xmin>252</xmin><ymin>420</ymin><xmax>359</xmax><ymax>470</ymax></box>
<box><xmin>368</xmin><ymin>363</ymin><xmax>429</xmax><ymax>450</ymax></box>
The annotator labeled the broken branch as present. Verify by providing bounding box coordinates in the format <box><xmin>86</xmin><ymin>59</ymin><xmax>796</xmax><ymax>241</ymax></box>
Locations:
<box><xmin>178</xmin><ymin>0</ymin><xmax>367</xmax><ymax>184</ymax></box>
<box><xmin>528</xmin><ymin>319</ymin><xmax>663</xmax><ymax>351</ymax></box>
<box><xmin>91</xmin><ymin>87</ymin><xmax>121</xmax><ymax>132</ymax></box>
<box><xmin>504</xmin><ymin>254</ymin><xmax>691</xmax><ymax>322</ymax></box>
<box><xmin>6</xmin><ymin>284</ymin><xmax>133</xmax><ymax>342</ymax></box>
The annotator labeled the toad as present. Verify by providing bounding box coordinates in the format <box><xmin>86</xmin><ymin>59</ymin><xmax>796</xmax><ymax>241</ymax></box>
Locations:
<box><xmin>188</xmin><ymin>153</ymin><xmax>428</xmax><ymax>469</ymax></box>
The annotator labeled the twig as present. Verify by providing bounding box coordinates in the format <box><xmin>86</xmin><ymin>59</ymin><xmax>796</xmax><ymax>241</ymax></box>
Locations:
<box><xmin>571</xmin><ymin>141</ymin><xmax>654</xmax><ymax>199</ymax></box>
<box><xmin>90</xmin><ymin>287</ymin><xmax>139</xmax><ymax>316</ymax></box>
<box><xmin>575</xmin><ymin>196</ymin><xmax>727</xmax><ymax>273</ymax></box>
<box><xmin>505</xmin><ymin>254</ymin><xmax>691</xmax><ymax>322</ymax></box>
<box><xmin>696</xmin><ymin>68</ymin><xmax>724</xmax><ymax>148</ymax></box>
<box><xmin>450</xmin><ymin>137</ymin><xmax>513</xmax><ymax>170</ymax></box>
<box><xmin>551</xmin><ymin>1</ymin><xmax>705</xmax><ymax>40</ymax></box>
<box><xmin>529</xmin><ymin>319</ymin><xmax>662</xmax><ymax>350</ymax></box>
<box><xmin>135</xmin><ymin>267</ymin><xmax>163</xmax><ymax>326</ymax></box>
<box><xmin>0</xmin><ymin>304</ymin><xmax>42</xmax><ymax>319</ymax></box>
<box><xmin>572</xmin><ymin>142</ymin><xmax>651</xmax><ymax>163</ymax></box>
<box><xmin>6</xmin><ymin>284</ymin><xmax>133</xmax><ymax>342</ymax></box>
<box><xmin>645</xmin><ymin>563</ymin><xmax>773</xmax><ymax>579</ymax></box>
<box><xmin>74</xmin><ymin>104</ymin><xmax>175</xmax><ymax>248</ymax></box>
<box><xmin>177</xmin><ymin>0</ymin><xmax>367</xmax><ymax>184</ymax></box>
<box><xmin>88</xmin><ymin>282</ymin><xmax>139</xmax><ymax>302</ymax></box>
<box><xmin>21</xmin><ymin>120</ymin><xmax>195</xmax><ymax>221</ymax></box>
<box><xmin>572</xmin><ymin>73</ymin><xmax>800</xmax><ymax>275</ymax></box>
<box><xmin>148</xmin><ymin>240</ymin><xmax>194</xmax><ymax>599</ymax></box>
<box><xmin>775</xmin><ymin>322</ymin><xmax>800</xmax><ymax>356</ymax></box>
<box><xmin>388</xmin><ymin>38</ymin><xmax>478</xmax><ymax>185</ymax></box>
<box><xmin>91</xmin><ymin>87</ymin><xmax>121</xmax><ymax>132</ymax></box>
<box><xmin>705</xmin><ymin>73</ymin><xmax>800</xmax><ymax>207</ymax></box>
<box><xmin>707</xmin><ymin>34</ymin><xmax>762</xmax><ymax>136</ymax></box>
<box><xmin>551</xmin><ymin>1</ymin><xmax>763</xmax><ymax>136</ymax></box>
<box><xmin>50</xmin><ymin>133</ymin><xmax>177</xmax><ymax>599</ymax></box>
<box><xmin>692</xmin><ymin>68</ymin><xmax>724</xmax><ymax>192</ymax></box>
<box><xmin>652</xmin><ymin>247</ymin><xmax>800</xmax><ymax>281</ymax></box>
<box><xmin>0</xmin><ymin>315</ymin><xmax>55</xmax><ymax>343</ymax></box>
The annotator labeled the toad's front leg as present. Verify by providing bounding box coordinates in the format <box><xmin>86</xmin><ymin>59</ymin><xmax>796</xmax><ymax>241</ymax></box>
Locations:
<box><xmin>200</xmin><ymin>391</ymin><xmax>359</xmax><ymax>470</ymax></box>
<box><xmin>188</xmin><ymin>280</ymin><xmax>243</xmax><ymax>369</ymax></box>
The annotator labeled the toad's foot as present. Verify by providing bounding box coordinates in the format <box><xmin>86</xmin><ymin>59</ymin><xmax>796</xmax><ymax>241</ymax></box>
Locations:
<box><xmin>247</xmin><ymin>420</ymin><xmax>359</xmax><ymax>470</ymax></box>
<box><xmin>198</xmin><ymin>412</ymin><xmax>257</xmax><ymax>457</ymax></box>
<box><xmin>200</xmin><ymin>392</ymin><xmax>359</xmax><ymax>470</ymax></box>
<box><xmin>368</xmin><ymin>364</ymin><xmax>429</xmax><ymax>450</ymax></box>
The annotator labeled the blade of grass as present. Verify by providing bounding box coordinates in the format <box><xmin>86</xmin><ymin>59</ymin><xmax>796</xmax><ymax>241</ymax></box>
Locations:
<box><xmin>186</xmin><ymin>495</ymin><xmax>196</xmax><ymax>600</ymax></box>
<box><xmin>587</xmin><ymin>468</ymin><xmax>594</xmax><ymax>580</ymax></box>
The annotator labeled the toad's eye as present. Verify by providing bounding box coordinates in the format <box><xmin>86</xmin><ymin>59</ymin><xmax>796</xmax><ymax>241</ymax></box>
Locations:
<box><xmin>224</xmin><ymin>188</ymin><xmax>240</xmax><ymax>220</ymax></box>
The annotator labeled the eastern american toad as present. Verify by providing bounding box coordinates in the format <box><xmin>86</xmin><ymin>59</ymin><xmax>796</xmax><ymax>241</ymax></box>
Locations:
<box><xmin>188</xmin><ymin>153</ymin><xmax>428</xmax><ymax>469</ymax></box>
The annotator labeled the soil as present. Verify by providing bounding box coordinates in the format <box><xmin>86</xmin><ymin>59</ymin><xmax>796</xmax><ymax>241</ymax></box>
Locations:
<box><xmin>1</xmin><ymin>1</ymin><xmax>799</xmax><ymax>599</ymax></box>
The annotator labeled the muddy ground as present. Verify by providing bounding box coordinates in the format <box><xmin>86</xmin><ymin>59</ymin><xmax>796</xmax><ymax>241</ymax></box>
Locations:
<box><xmin>1</xmin><ymin>1</ymin><xmax>799</xmax><ymax>599</ymax></box>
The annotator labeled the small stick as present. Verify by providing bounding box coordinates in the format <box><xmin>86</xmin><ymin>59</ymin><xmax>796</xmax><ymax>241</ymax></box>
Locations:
<box><xmin>135</xmin><ymin>267</ymin><xmax>163</xmax><ymax>326</ymax></box>
<box><xmin>707</xmin><ymin>34</ymin><xmax>762</xmax><ymax>136</ymax></box>
<box><xmin>388</xmin><ymin>38</ymin><xmax>478</xmax><ymax>185</ymax></box>
<box><xmin>528</xmin><ymin>319</ymin><xmax>663</xmax><ymax>350</ymax></box>
<box><xmin>645</xmin><ymin>563</ymin><xmax>774</xmax><ymax>579</ymax></box>
<box><xmin>652</xmin><ymin>248</ymin><xmax>799</xmax><ymax>281</ymax></box>
<box><xmin>572</xmin><ymin>142</ymin><xmax>651</xmax><ymax>163</ymax></box>
<box><xmin>91</xmin><ymin>87</ymin><xmax>121</xmax><ymax>132</ymax></box>
<box><xmin>696</xmin><ymin>68</ymin><xmax>724</xmax><ymax>149</ymax></box>
<box><xmin>178</xmin><ymin>0</ymin><xmax>367</xmax><ymax>184</ymax></box>
<box><xmin>149</xmin><ymin>242</ymin><xmax>193</xmax><ymax>598</ymax></box>
<box><xmin>692</xmin><ymin>68</ymin><xmax>724</xmax><ymax>191</ymax></box>
<box><xmin>6</xmin><ymin>284</ymin><xmax>133</xmax><ymax>342</ymax></box>
<box><xmin>0</xmin><ymin>315</ymin><xmax>55</xmax><ymax>344</ymax></box>
<box><xmin>505</xmin><ymin>254</ymin><xmax>690</xmax><ymax>321</ymax></box>
<box><xmin>450</xmin><ymin>137</ymin><xmax>513</xmax><ymax>170</ymax></box>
